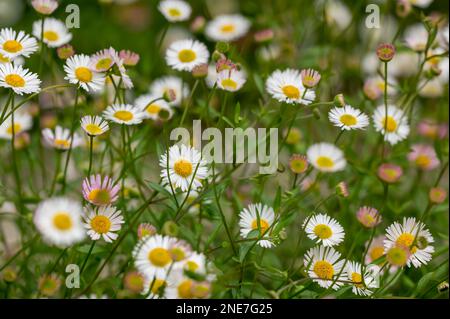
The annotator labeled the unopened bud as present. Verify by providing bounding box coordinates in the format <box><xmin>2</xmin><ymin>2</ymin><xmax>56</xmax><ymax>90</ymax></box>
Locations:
<box><xmin>376</xmin><ymin>43</ymin><xmax>396</xmax><ymax>62</ymax></box>
<box><xmin>57</xmin><ymin>44</ymin><xmax>75</xmax><ymax>60</ymax></box>
<box><xmin>333</xmin><ymin>94</ymin><xmax>345</xmax><ymax>107</ymax></box>
<box><xmin>162</xmin><ymin>220</ymin><xmax>179</xmax><ymax>236</ymax></box>
<box><xmin>215</xmin><ymin>41</ymin><xmax>230</xmax><ymax>54</ymax></box>
<box><xmin>163</xmin><ymin>89</ymin><xmax>176</xmax><ymax>103</ymax></box>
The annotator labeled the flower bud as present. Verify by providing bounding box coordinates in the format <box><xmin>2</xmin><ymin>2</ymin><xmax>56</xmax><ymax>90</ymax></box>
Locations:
<box><xmin>162</xmin><ymin>220</ymin><xmax>179</xmax><ymax>236</ymax></box>
<box><xmin>376</xmin><ymin>43</ymin><xmax>396</xmax><ymax>62</ymax></box>
<box><xmin>215</xmin><ymin>41</ymin><xmax>230</xmax><ymax>54</ymax></box>
<box><xmin>333</xmin><ymin>94</ymin><xmax>345</xmax><ymax>107</ymax></box>
<box><xmin>57</xmin><ymin>44</ymin><xmax>75</xmax><ymax>60</ymax></box>
<box><xmin>163</xmin><ymin>88</ymin><xmax>176</xmax><ymax>103</ymax></box>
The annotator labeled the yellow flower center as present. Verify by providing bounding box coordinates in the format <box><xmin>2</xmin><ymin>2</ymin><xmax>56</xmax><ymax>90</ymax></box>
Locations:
<box><xmin>381</xmin><ymin>116</ymin><xmax>397</xmax><ymax>133</ymax></box>
<box><xmin>150</xmin><ymin>278</ymin><xmax>166</xmax><ymax>295</ymax></box>
<box><xmin>43</xmin><ymin>30</ymin><xmax>59</xmax><ymax>42</ymax></box>
<box><xmin>6</xmin><ymin>123</ymin><xmax>21</xmax><ymax>135</ymax></box>
<box><xmin>220</xmin><ymin>24</ymin><xmax>235</xmax><ymax>33</ymax></box>
<box><xmin>290</xmin><ymin>159</ymin><xmax>306</xmax><ymax>173</ymax></box>
<box><xmin>178</xmin><ymin>279</ymin><xmax>194</xmax><ymax>298</ymax></box>
<box><xmin>75</xmin><ymin>67</ymin><xmax>93</xmax><ymax>83</ymax></box>
<box><xmin>192</xmin><ymin>283</ymin><xmax>210</xmax><ymax>298</ymax></box>
<box><xmin>3</xmin><ymin>40</ymin><xmax>23</xmax><ymax>53</ymax></box>
<box><xmin>54</xmin><ymin>139</ymin><xmax>70</xmax><ymax>149</ymax></box>
<box><xmin>173</xmin><ymin>159</ymin><xmax>193</xmax><ymax>178</ymax></box>
<box><xmin>148</xmin><ymin>247</ymin><xmax>172</xmax><ymax>267</ymax></box>
<box><xmin>387</xmin><ymin>246</ymin><xmax>408</xmax><ymax>266</ymax></box>
<box><xmin>282</xmin><ymin>85</ymin><xmax>300</xmax><ymax>99</ymax></box>
<box><xmin>95</xmin><ymin>58</ymin><xmax>112</xmax><ymax>71</ymax></box>
<box><xmin>146</xmin><ymin>103</ymin><xmax>161</xmax><ymax>115</ymax></box>
<box><xmin>316</xmin><ymin>156</ymin><xmax>334</xmax><ymax>168</ymax></box>
<box><xmin>0</xmin><ymin>53</ymin><xmax>10</xmax><ymax>63</ymax></box>
<box><xmin>53</xmin><ymin>212</ymin><xmax>73</xmax><ymax>231</ymax></box>
<box><xmin>370</xmin><ymin>246</ymin><xmax>385</xmax><ymax>261</ymax></box>
<box><xmin>168</xmin><ymin>8</ymin><xmax>181</xmax><ymax>17</ymax></box>
<box><xmin>415</xmin><ymin>155</ymin><xmax>431</xmax><ymax>168</ymax></box>
<box><xmin>221</xmin><ymin>78</ymin><xmax>238</xmax><ymax>90</ymax></box>
<box><xmin>85</xmin><ymin>123</ymin><xmax>103</xmax><ymax>135</ymax></box>
<box><xmin>396</xmin><ymin>233</ymin><xmax>414</xmax><ymax>248</ymax></box>
<box><xmin>186</xmin><ymin>261</ymin><xmax>199</xmax><ymax>272</ymax></box>
<box><xmin>170</xmin><ymin>247</ymin><xmax>186</xmax><ymax>261</ymax></box>
<box><xmin>313</xmin><ymin>260</ymin><xmax>334</xmax><ymax>280</ymax></box>
<box><xmin>363</xmin><ymin>213</ymin><xmax>376</xmax><ymax>226</ymax></box>
<box><xmin>114</xmin><ymin>110</ymin><xmax>133</xmax><ymax>122</ymax></box>
<box><xmin>351</xmin><ymin>272</ymin><xmax>364</xmax><ymax>288</ymax></box>
<box><xmin>5</xmin><ymin>74</ymin><xmax>25</xmax><ymax>87</ymax></box>
<box><xmin>90</xmin><ymin>215</ymin><xmax>111</xmax><ymax>234</ymax></box>
<box><xmin>178</xmin><ymin>49</ymin><xmax>196</xmax><ymax>63</ymax></box>
<box><xmin>251</xmin><ymin>218</ymin><xmax>269</xmax><ymax>233</ymax></box>
<box><xmin>88</xmin><ymin>189</ymin><xmax>111</xmax><ymax>205</ymax></box>
<box><xmin>340</xmin><ymin>114</ymin><xmax>357</xmax><ymax>126</ymax></box>
<box><xmin>313</xmin><ymin>224</ymin><xmax>333</xmax><ymax>239</ymax></box>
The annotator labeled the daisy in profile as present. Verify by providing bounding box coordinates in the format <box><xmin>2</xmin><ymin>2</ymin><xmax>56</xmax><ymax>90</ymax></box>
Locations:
<box><xmin>384</xmin><ymin>217</ymin><xmax>434</xmax><ymax>268</ymax></box>
<box><xmin>80</xmin><ymin>115</ymin><xmax>109</xmax><ymax>137</ymax></box>
<box><xmin>83</xmin><ymin>205</ymin><xmax>124</xmax><ymax>243</ymax></box>
<box><xmin>89</xmin><ymin>47</ymin><xmax>116</xmax><ymax>72</ymax></box>
<box><xmin>135</xmin><ymin>93</ymin><xmax>173</xmax><ymax>121</ymax></box>
<box><xmin>372</xmin><ymin>105</ymin><xmax>410</xmax><ymax>145</ymax></box>
<box><xmin>158</xmin><ymin>0</ymin><xmax>191</xmax><ymax>22</ymax></box>
<box><xmin>216</xmin><ymin>69</ymin><xmax>247</xmax><ymax>92</ymax></box>
<box><xmin>103</xmin><ymin>103</ymin><xmax>145</xmax><ymax>125</ymax></box>
<box><xmin>82</xmin><ymin>174</ymin><xmax>120</xmax><ymax>206</ymax></box>
<box><xmin>31</xmin><ymin>0</ymin><xmax>59</xmax><ymax>15</ymax></box>
<box><xmin>42</xmin><ymin>126</ymin><xmax>82</xmax><ymax>151</ymax></box>
<box><xmin>306</xmin><ymin>143</ymin><xmax>346</xmax><ymax>173</ymax></box>
<box><xmin>346</xmin><ymin>261</ymin><xmax>379</xmax><ymax>296</ymax></box>
<box><xmin>265</xmin><ymin>69</ymin><xmax>316</xmax><ymax>105</ymax></box>
<box><xmin>304</xmin><ymin>245</ymin><xmax>346</xmax><ymax>290</ymax></box>
<box><xmin>239</xmin><ymin>203</ymin><xmax>277</xmax><ymax>248</ymax></box>
<box><xmin>0</xmin><ymin>111</ymin><xmax>32</xmax><ymax>139</ymax></box>
<box><xmin>159</xmin><ymin>144</ymin><xmax>209</xmax><ymax>192</ymax></box>
<box><xmin>133</xmin><ymin>234</ymin><xmax>179</xmax><ymax>278</ymax></box>
<box><xmin>64</xmin><ymin>54</ymin><xmax>105</xmax><ymax>92</ymax></box>
<box><xmin>205</xmin><ymin>14</ymin><xmax>251</xmax><ymax>42</ymax></box>
<box><xmin>0</xmin><ymin>28</ymin><xmax>38</xmax><ymax>59</ymax></box>
<box><xmin>150</xmin><ymin>76</ymin><xmax>189</xmax><ymax>107</ymax></box>
<box><xmin>165</xmin><ymin>39</ymin><xmax>209</xmax><ymax>72</ymax></box>
<box><xmin>304</xmin><ymin>213</ymin><xmax>345</xmax><ymax>247</ymax></box>
<box><xmin>328</xmin><ymin>105</ymin><xmax>369</xmax><ymax>131</ymax></box>
<box><xmin>34</xmin><ymin>197</ymin><xmax>85</xmax><ymax>247</ymax></box>
<box><xmin>404</xmin><ymin>23</ymin><xmax>428</xmax><ymax>52</ymax></box>
<box><xmin>32</xmin><ymin>18</ymin><xmax>72</xmax><ymax>48</ymax></box>
<box><xmin>119</xmin><ymin>50</ymin><xmax>140</xmax><ymax>67</ymax></box>
<box><xmin>0</xmin><ymin>63</ymin><xmax>41</xmax><ymax>95</ymax></box>
<box><xmin>356</xmin><ymin>206</ymin><xmax>382</xmax><ymax>228</ymax></box>
<box><xmin>407</xmin><ymin>144</ymin><xmax>440</xmax><ymax>171</ymax></box>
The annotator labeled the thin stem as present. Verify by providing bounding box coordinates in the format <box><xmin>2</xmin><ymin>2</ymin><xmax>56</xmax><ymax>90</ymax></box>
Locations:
<box><xmin>79</xmin><ymin>240</ymin><xmax>96</xmax><ymax>275</ymax></box>
<box><xmin>87</xmin><ymin>135</ymin><xmax>94</xmax><ymax>177</ymax></box>
<box><xmin>10</xmin><ymin>94</ymin><xmax>24</xmax><ymax>215</ymax></box>
<box><xmin>179</xmin><ymin>79</ymin><xmax>199</xmax><ymax>126</ymax></box>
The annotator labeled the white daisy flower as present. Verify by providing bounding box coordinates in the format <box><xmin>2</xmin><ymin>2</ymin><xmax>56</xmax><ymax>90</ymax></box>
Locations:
<box><xmin>83</xmin><ymin>205</ymin><xmax>124</xmax><ymax>243</ymax></box>
<box><xmin>159</xmin><ymin>144</ymin><xmax>209</xmax><ymax>192</ymax></box>
<box><xmin>32</xmin><ymin>18</ymin><xmax>72</xmax><ymax>48</ymax></box>
<box><xmin>372</xmin><ymin>105</ymin><xmax>410</xmax><ymax>145</ymax></box>
<box><xmin>89</xmin><ymin>47</ymin><xmax>116</xmax><ymax>72</ymax></box>
<box><xmin>133</xmin><ymin>234</ymin><xmax>179</xmax><ymax>278</ymax></box>
<box><xmin>165</xmin><ymin>39</ymin><xmax>209</xmax><ymax>72</ymax></box>
<box><xmin>265</xmin><ymin>69</ymin><xmax>316</xmax><ymax>105</ymax></box>
<box><xmin>95</xmin><ymin>47</ymin><xmax>133</xmax><ymax>89</ymax></box>
<box><xmin>33</xmin><ymin>197</ymin><xmax>86</xmax><ymax>247</ymax></box>
<box><xmin>205</xmin><ymin>14</ymin><xmax>251</xmax><ymax>42</ymax></box>
<box><xmin>135</xmin><ymin>93</ymin><xmax>173</xmax><ymax>121</ymax></box>
<box><xmin>179</xmin><ymin>252</ymin><xmax>207</xmax><ymax>275</ymax></box>
<box><xmin>404</xmin><ymin>23</ymin><xmax>429</xmax><ymax>52</ymax></box>
<box><xmin>239</xmin><ymin>203</ymin><xmax>276</xmax><ymax>248</ymax></box>
<box><xmin>384</xmin><ymin>217</ymin><xmax>434</xmax><ymax>268</ymax></box>
<box><xmin>165</xmin><ymin>273</ymin><xmax>211</xmax><ymax>299</ymax></box>
<box><xmin>150</xmin><ymin>75</ymin><xmax>189</xmax><ymax>107</ymax></box>
<box><xmin>328</xmin><ymin>105</ymin><xmax>370</xmax><ymax>131</ymax></box>
<box><xmin>306</xmin><ymin>143</ymin><xmax>346</xmax><ymax>173</ymax></box>
<box><xmin>80</xmin><ymin>115</ymin><xmax>109</xmax><ymax>137</ymax></box>
<box><xmin>0</xmin><ymin>63</ymin><xmax>41</xmax><ymax>95</ymax></box>
<box><xmin>0</xmin><ymin>111</ymin><xmax>32</xmax><ymax>140</ymax></box>
<box><xmin>0</xmin><ymin>28</ymin><xmax>38</xmax><ymax>59</ymax></box>
<box><xmin>304</xmin><ymin>245</ymin><xmax>346</xmax><ymax>290</ymax></box>
<box><xmin>64</xmin><ymin>54</ymin><xmax>105</xmax><ymax>92</ymax></box>
<box><xmin>42</xmin><ymin>125</ymin><xmax>82</xmax><ymax>151</ymax></box>
<box><xmin>102</xmin><ymin>103</ymin><xmax>145</xmax><ymax>125</ymax></box>
<box><xmin>409</xmin><ymin>0</ymin><xmax>434</xmax><ymax>9</ymax></box>
<box><xmin>158</xmin><ymin>0</ymin><xmax>191</xmax><ymax>22</ymax></box>
<box><xmin>216</xmin><ymin>69</ymin><xmax>247</xmax><ymax>92</ymax></box>
<box><xmin>304</xmin><ymin>213</ymin><xmax>345</xmax><ymax>247</ymax></box>
<box><xmin>346</xmin><ymin>261</ymin><xmax>379</xmax><ymax>296</ymax></box>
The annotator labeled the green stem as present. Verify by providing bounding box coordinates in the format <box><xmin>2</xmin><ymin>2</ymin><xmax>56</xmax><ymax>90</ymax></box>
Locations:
<box><xmin>87</xmin><ymin>135</ymin><xmax>94</xmax><ymax>177</ymax></box>
<box><xmin>10</xmin><ymin>94</ymin><xmax>24</xmax><ymax>214</ymax></box>
<box><xmin>179</xmin><ymin>79</ymin><xmax>199</xmax><ymax>126</ymax></box>
<box><xmin>79</xmin><ymin>240</ymin><xmax>96</xmax><ymax>275</ymax></box>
